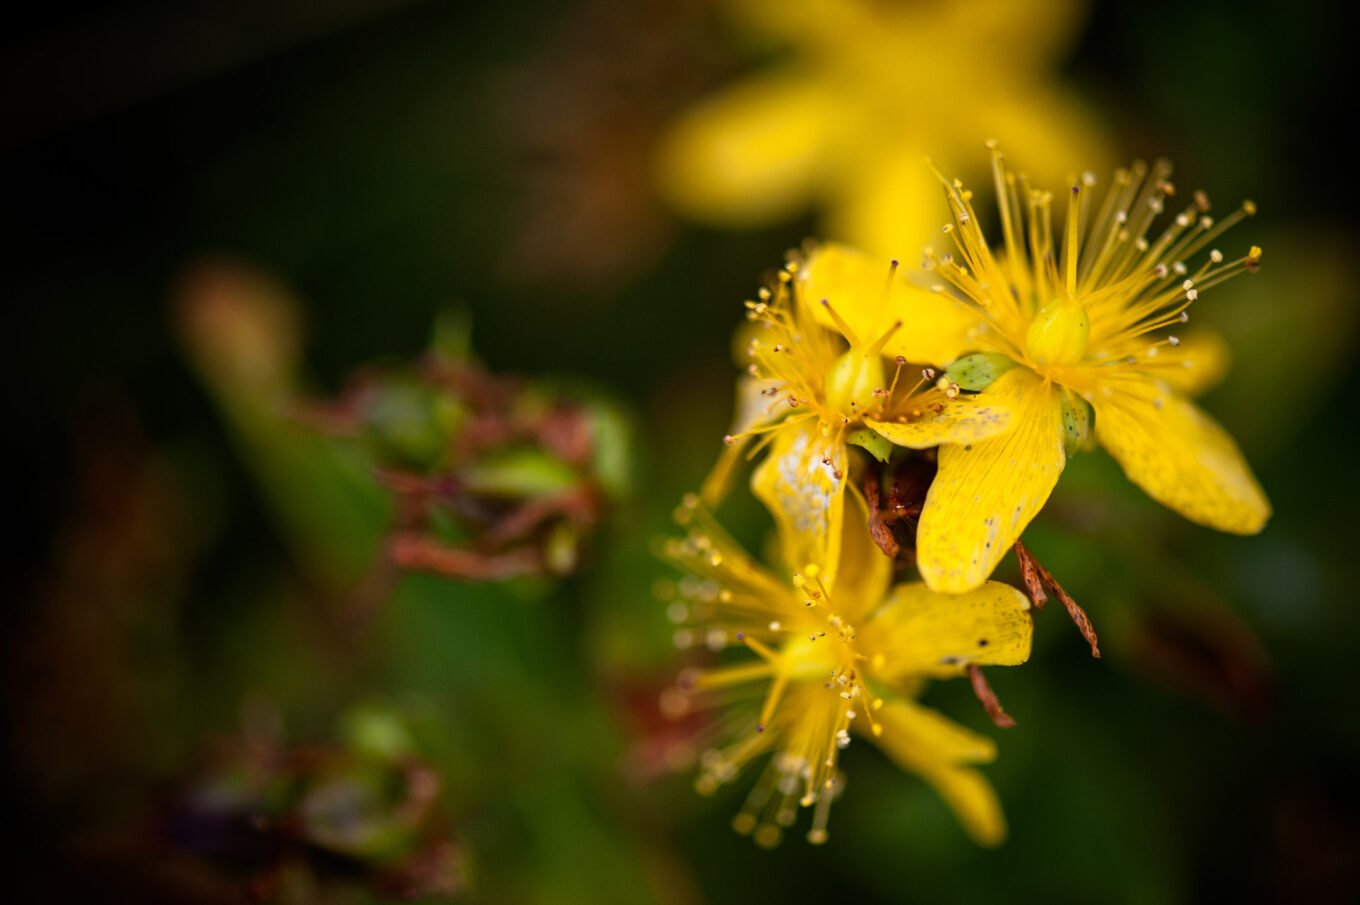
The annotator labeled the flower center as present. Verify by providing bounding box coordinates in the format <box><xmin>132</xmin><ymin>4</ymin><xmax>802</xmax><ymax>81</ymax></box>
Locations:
<box><xmin>1025</xmin><ymin>299</ymin><xmax>1090</xmax><ymax>367</ymax></box>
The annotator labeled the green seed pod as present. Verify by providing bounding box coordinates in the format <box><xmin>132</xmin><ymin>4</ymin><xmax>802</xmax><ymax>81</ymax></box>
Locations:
<box><xmin>1061</xmin><ymin>392</ymin><xmax>1093</xmax><ymax>457</ymax></box>
<box><xmin>944</xmin><ymin>352</ymin><xmax>1016</xmax><ymax>392</ymax></box>
<box><xmin>846</xmin><ymin>427</ymin><xmax>894</xmax><ymax>463</ymax></box>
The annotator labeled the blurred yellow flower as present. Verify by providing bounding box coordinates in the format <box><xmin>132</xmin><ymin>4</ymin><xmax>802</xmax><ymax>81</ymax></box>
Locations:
<box><xmin>704</xmin><ymin>246</ymin><xmax>1015</xmax><ymax>584</ymax></box>
<box><xmin>655</xmin><ymin>0</ymin><xmax>1108</xmax><ymax>258</ymax></box>
<box><xmin>897</xmin><ymin>148</ymin><xmax>1271</xmax><ymax>592</ymax></box>
<box><xmin>663</xmin><ymin>492</ymin><xmax>1031</xmax><ymax>846</ymax></box>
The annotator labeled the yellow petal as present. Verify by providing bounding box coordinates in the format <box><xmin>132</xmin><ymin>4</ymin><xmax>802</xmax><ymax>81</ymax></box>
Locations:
<box><xmin>723</xmin><ymin>0</ymin><xmax>866</xmax><ymax>44</ymax></box>
<box><xmin>700</xmin><ymin>376</ymin><xmax>784</xmax><ymax>506</ymax></box>
<box><xmin>875</xmin><ymin>699</ymin><xmax>996</xmax><ymax>763</ymax></box>
<box><xmin>917</xmin><ymin>369</ymin><xmax>1066</xmax><ymax>593</ymax></box>
<box><xmin>861</xmin><ymin>581</ymin><xmax>1032</xmax><ymax>682</ymax></box>
<box><xmin>942</xmin><ymin>0</ymin><xmax>1090</xmax><ymax>66</ymax></box>
<box><xmin>1093</xmin><ymin>383</ymin><xmax>1270</xmax><ymax>534</ymax></box>
<box><xmin>872</xmin><ymin>699</ymin><xmax>1006</xmax><ymax>846</ymax></box>
<box><xmin>751</xmin><ymin>417</ymin><xmax>847</xmax><ymax>582</ymax></box>
<box><xmin>1142</xmin><ymin>330</ymin><xmax>1231</xmax><ymax>396</ymax></box>
<box><xmin>826</xmin><ymin>488</ymin><xmax>892</xmax><ymax>624</ymax></box>
<box><xmin>799</xmin><ymin>241</ymin><xmax>981</xmax><ymax>365</ymax></box>
<box><xmin>654</xmin><ymin>69</ymin><xmax>833</xmax><ymax>227</ymax></box>
<box><xmin>828</xmin><ymin>147</ymin><xmax>954</xmax><ymax>263</ymax></box>
<box><xmin>864</xmin><ymin>394</ymin><xmax>1015</xmax><ymax>450</ymax></box>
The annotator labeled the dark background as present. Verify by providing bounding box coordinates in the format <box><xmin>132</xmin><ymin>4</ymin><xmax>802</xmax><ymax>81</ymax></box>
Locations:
<box><xmin>4</xmin><ymin>1</ymin><xmax>1358</xmax><ymax>902</ymax></box>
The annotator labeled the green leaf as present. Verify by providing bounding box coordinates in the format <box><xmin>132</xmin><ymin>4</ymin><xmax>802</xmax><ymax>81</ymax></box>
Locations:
<box><xmin>847</xmin><ymin>427</ymin><xmax>894</xmax><ymax>463</ymax></box>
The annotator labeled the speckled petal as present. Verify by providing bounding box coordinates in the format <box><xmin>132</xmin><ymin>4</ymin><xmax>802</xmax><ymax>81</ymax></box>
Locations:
<box><xmin>751</xmin><ymin>418</ymin><xmax>847</xmax><ymax>583</ymax></box>
<box><xmin>917</xmin><ymin>369</ymin><xmax>1066</xmax><ymax>593</ymax></box>
<box><xmin>864</xmin><ymin>394</ymin><xmax>1015</xmax><ymax>450</ymax></box>
<box><xmin>1093</xmin><ymin>382</ymin><xmax>1270</xmax><ymax>534</ymax></box>
<box><xmin>861</xmin><ymin>581</ymin><xmax>1033</xmax><ymax>682</ymax></box>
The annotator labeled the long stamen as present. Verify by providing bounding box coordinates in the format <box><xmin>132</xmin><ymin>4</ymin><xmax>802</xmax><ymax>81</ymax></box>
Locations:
<box><xmin>988</xmin><ymin>143</ymin><xmax>1028</xmax><ymax>296</ymax></box>
<box><xmin>883</xmin><ymin>355</ymin><xmax>907</xmax><ymax>403</ymax></box>
<box><xmin>819</xmin><ymin>299</ymin><xmax>861</xmax><ymax>348</ymax></box>
<box><xmin>1064</xmin><ymin>179</ymin><xmax>1081</xmax><ymax>296</ymax></box>
<box><xmin>866</xmin><ymin>319</ymin><xmax>903</xmax><ymax>357</ymax></box>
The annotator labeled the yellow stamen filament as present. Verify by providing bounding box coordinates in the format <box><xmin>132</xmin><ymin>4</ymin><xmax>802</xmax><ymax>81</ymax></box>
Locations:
<box><xmin>929</xmin><ymin>150</ymin><xmax>1261</xmax><ymax>383</ymax></box>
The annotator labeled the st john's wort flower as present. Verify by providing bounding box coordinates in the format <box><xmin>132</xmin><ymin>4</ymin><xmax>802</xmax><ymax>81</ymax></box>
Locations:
<box><xmin>903</xmin><ymin>147</ymin><xmax>1271</xmax><ymax>592</ymax></box>
<box><xmin>704</xmin><ymin>247</ymin><xmax>1015</xmax><ymax>585</ymax></box>
<box><xmin>661</xmin><ymin>492</ymin><xmax>1032</xmax><ymax>845</ymax></box>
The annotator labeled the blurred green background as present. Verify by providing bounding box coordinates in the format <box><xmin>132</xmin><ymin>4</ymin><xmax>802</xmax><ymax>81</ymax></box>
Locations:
<box><xmin>3</xmin><ymin>1</ymin><xmax>1358</xmax><ymax>902</ymax></box>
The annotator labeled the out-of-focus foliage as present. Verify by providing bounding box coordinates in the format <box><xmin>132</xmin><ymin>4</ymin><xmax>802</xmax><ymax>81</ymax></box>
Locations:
<box><xmin>156</xmin><ymin>705</ymin><xmax>466</xmax><ymax>901</ymax></box>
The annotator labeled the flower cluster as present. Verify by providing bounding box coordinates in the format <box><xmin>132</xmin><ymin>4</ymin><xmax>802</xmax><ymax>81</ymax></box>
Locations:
<box><xmin>664</xmin><ymin>148</ymin><xmax>1269</xmax><ymax>845</ymax></box>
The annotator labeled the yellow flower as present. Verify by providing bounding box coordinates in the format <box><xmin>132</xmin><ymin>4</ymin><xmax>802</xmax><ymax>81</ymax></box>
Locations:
<box><xmin>703</xmin><ymin>245</ymin><xmax>1015</xmax><ymax>584</ymax></box>
<box><xmin>655</xmin><ymin>0</ymin><xmax>1108</xmax><ymax>258</ymax></box>
<box><xmin>662</xmin><ymin>492</ymin><xmax>1032</xmax><ymax>846</ymax></box>
<box><xmin>902</xmin><ymin>148</ymin><xmax>1271</xmax><ymax>592</ymax></box>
